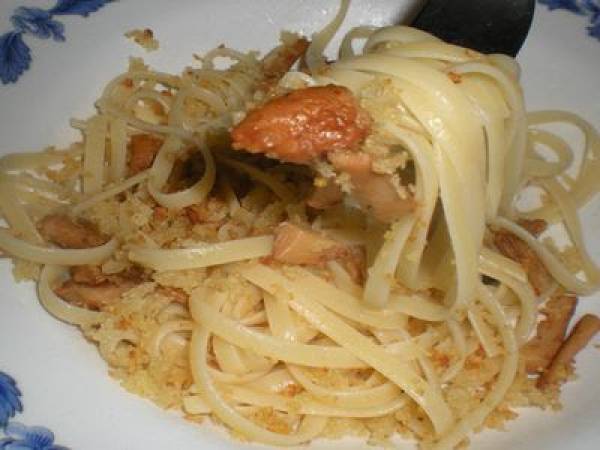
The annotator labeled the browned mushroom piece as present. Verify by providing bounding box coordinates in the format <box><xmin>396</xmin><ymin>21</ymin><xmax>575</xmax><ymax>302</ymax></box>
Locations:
<box><xmin>38</xmin><ymin>214</ymin><xmax>109</xmax><ymax>249</ymax></box>
<box><xmin>128</xmin><ymin>133</ymin><xmax>164</xmax><ymax>175</ymax></box>
<box><xmin>492</xmin><ymin>228</ymin><xmax>554</xmax><ymax>295</ymax></box>
<box><xmin>55</xmin><ymin>264</ymin><xmax>148</xmax><ymax>310</ymax></box>
<box><xmin>260</xmin><ymin>36</ymin><xmax>310</xmax><ymax>90</ymax></box>
<box><xmin>272</xmin><ymin>222</ymin><xmax>365</xmax><ymax>283</ymax></box>
<box><xmin>54</xmin><ymin>279</ymin><xmax>136</xmax><ymax>310</ymax></box>
<box><xmin>538</xmin><ymin>314</ymin><xmax>600</xmax><ymax>389</ymax></box>
<box><xmin>70</xmin><ymin>265</ymin><xmax>108</xmax><ymax>285</ymax></box>
<box><xmin>232</xmin><ymin>85</ymin><xmax>371</xmax><ymax>164</ymax></box>
<box><xmin>517</xmin><ymin>218</ymin><xmax>548</xmax><ymax>237</ymax></box>
<box><xmin>327</xmin><ymin>151</ymin><xmax>416</xmax><ymax>224</ymax></box>
<box><xmin>521</xmin><ymin>293</ymin><xmax>578</xmax><ymax>374</ymax></box>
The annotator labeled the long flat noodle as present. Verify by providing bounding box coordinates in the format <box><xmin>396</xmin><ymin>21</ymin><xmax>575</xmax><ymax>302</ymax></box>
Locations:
<box><xmin>2</xmin><ymin>173</ymin><xmax>75</xmax><ymax>198</ymax></box>
<box><xmin>72</xmin><ymin>170</ymin><xmax>149</xmax><ymax>215</ymax></box>
<box><xmin>483</xmin><ymin>118</ymin><xmax>508</xmax><ymax>219</ymax></box>
<box><xmin>383</xmin><ymin>126</ymin><xmax>439</xmax><ymax>289</ymax></box>
<box><xmin>213</xmin><ymin>336</ymin><xmax>253</xmax><ymax>375</ymax></box>
<box><xmin>525</xmin><ymin>129</ymin><xmax>573</xmax><ymax>178</ymax></box>
<box><xmin>239</xmin><ymin>349</ymin><xmax>274</xmax><ymax>373</ymax></box>
<box><xmin>99</xmin><ymin>70</ymin><xmax>181</xmax><ymax>101</ymax></box>
<box><xmin>339</xmin><ymin>26</ymin><xmax>377</xmax><ymax>59</ymax></box>
<box><xmin>326</xmin><ymin>260</ymin><xmax>363</xmax><ymax>296</ymax></box>
<box><xmin>182</xmin><ymin>395</ymin><xmax>212</xmax><ymax>415</ymax></box>
<box><xmin>187</xmin><ymin>85</ymin><xmax>228</xmax><ymax>114</ymax></box>
<box><xmin>0</xmin><ymin>228</ymin><xmax>117</xmax><ymax>265</ymax></box>
<box><xmin>387</xmin><ymin>294</ymin><xmax>449</xmax><ymax>322</ymax></box>
<box><xmin>149</xmin><ymin>319</ymin><xmax>193</xmax><ymax>357</ymax></box>
<box><xmin>0</xmin><ymin>178</ymin><xmax>43</xmax><ymax>244</ymax></box>
<box><xmin>240</xmin><ymin>310</ymin><xmax>267</xmax><ymax>327</ymax></box>
<box><xmin>379</xmin><ymin>41</ymin><xmax>479</xmax><ymax>63</ymax></box>
<box><xmin>129</xmin><ymin>236</ymin><xmax>273</xmax><ymax>271</ymax></box>
<box><xmin>83</xmin><ymin>115</ymin><xmax>108</xmax><ymax>194</ymax></box>
<box><xmin>209</xmin><ymin>367</ymin><xmax>274</xmax><ymax>385</ymax></box>
<box><xmin>456</xmin><ymin>75</ymin><xmax>509</xmax><ymax>219</ymax></box>
<box><xmin>16</xmin><ymin>190</ymin><xmax>67</xmax><ymax>217</ymax></box>
<box><xmin>97</xmin><ymin>103</ymin><xmax>196</xmax><ymax>141</ymax></box>
<box><xmin>263</xmin><ymin>280</ymin><xmax>411</xmax><ymax>411</ymax></box>
<box><xmin>364</xmin><ymin>215</ymin><xmax>415</xmax><ymax>308</ymax></box>
<box><xmin>527</xmin><ymin>110</ymin><xmax>600</xmax><ymax>215</ymax></box>
<box><xmin>287</xmin><ymin>364</ymin><xmax>402</xmax><ymax>409</ymax></box>
<box><xmin>441</xmin><ymin>319</ymin><xmax>467</xmax><ymax>383</ymax></box>
<box><xmin>450</xmin><ymin>62</ymin><xmax>526</xmax><ymax>217</ymax></box>
<box><xmin>191</xmin><ymin>68</ymin><xmax>257</xmax><ymax>110</ymax></box>
<box><xmin>305</xmin><ymin>0</ymin><xmax>350</xmax><ymax>73</ymax></box>
<box><xmin>148</xmin><ymin>165</ymin><xmax>215</xmax><ymax>209</ymax></box>
<box><xmin>467</xmin><ymin>303</ymin><xmax>501</xmax><ymax>357</ymax></box>
<box><xmin>147</xmin><ymin>134</ymin><xmax>184</xmax><ymax>189</ymax></box>
<box><xmin>144</xmin><ymin>88</ymin><xmax>201</xmax><ymax>209</ymax></box>
<box><xmin>243</xmin><ymin>367</ymin><xmax>298</xmax><ymax>393</ymax></box>
<box><xmin>435</xmin><ymin>149</ymin><xmax>480</xmax><ymax>308</ymax></box>
<box><xmin>451</xmin><ymin>62</ymin><xmax>522</xmax><ymax>148</ymax></box>
<box><xmin>263</xmin><ymin>283</ymin><xmax>410</xmax><ymax>412</ymax></box>
<box><xmin>417</xmin><ymin>351</ymin><xmax>443</xmax><ymax>399</ymax></box>
<box><xmin>432</xmin><ymin>284</ymin><xmax>518</xmax><ymax>450</ymax></box>
<box><xmin>109</xmin><ymin>117</ymin><xmax>128</xmax><ymax>182</ymax></box>
<box><xmin>285</xmin><ymin>287</ymin><xmax>454</xmax><ymax>435</ymax></box>
<box><xmin>478</xmin><ymin>246</ymin><xmax>528</xmax><ymax>284</ymax></box>
<box><xmin>38</xmin><ymin>265</ymin><xmax>105</xmax><ymax>326</ymax></box>
<box><xmin>239</xmin><ymin>263</ymin><xmax>407</xmax><ymax>329</ymax></box>
<box><xmin>222</xmin><ymin>385</ymin><xmax>407</xmax><ymax>418</ymax></box>
<box><xmin>125</xmin><ymin>89</ymin><xmax>172</xmax><ymax>119</ymax></box>
<box><xmin>316</xmin><ymin>67</ymin><xmax>374</xmax><ymax>93</ymax></box>
<box><xmin>0</xmin><ymin>149</ymin><xmax>81</xmax><ymax>171</ymax></box>
<box><xmin>191</xmin><ymin>300</ymin><xmax>367</xmax><ymax>369</ymax></box>
<box><xmin>539</xmin><ymin>179</ymin><xmax>600</xmax><ymax>287</ymax></box>
<box><xmin>264</xmin><ymin>293</ymin><xmax>297</xmax><ymax>342</ymax></box>
<box><xmin>479</xmin><ymin>247</ymin><xmax>537</xmax><ymax>344</ymax></box>
<box><xmin>329</xmin><ymin>54</ymin><xmax>487</xmax><ymax>307</ymax></box>
<box><xmin>148</xmin><ymin>145</ymin><xmax>216</xmax><ymax>209</ymax></box>
<box><xmin>492</xmin><ymin>216</ymin><xmax>600</xmax><ymax>295</ymax></box>
<box><xmin>190</xmin><ymin>328</ymin><xmax>328</xmax><ymax>446</ymax></box>
<box><xmin>363</xmin><ymin>26</ymin><xmax>441</xmax><ymax>53</ymax></box>
<box><xmin>330</xmin><ymin>55</ymin><xmax>486</xmax><ymax>189</ymax></box>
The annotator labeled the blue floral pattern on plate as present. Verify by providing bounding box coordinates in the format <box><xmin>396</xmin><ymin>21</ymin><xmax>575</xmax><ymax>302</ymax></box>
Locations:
<box><xmin>0</xmin><ymin>0</ymin><xmax>114</xmax><ymax>85</ymax></box>
<box><xmin>0</xmin><ymin>373</ymin><xmax>22</xmax><ymax>429</ymax></box>
<box><xmin>539</xmin><ymin>0</ymin><xmax>600</xmax><ymax>38</ymax></box>
<box><xmin>0</xmin><ymin>372</ymin><xmax>68</xmax><ymax>450</ymax></box>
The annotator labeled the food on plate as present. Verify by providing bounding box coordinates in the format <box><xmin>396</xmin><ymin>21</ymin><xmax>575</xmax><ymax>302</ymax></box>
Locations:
<box><xmin>1</xmin><ymin>1</ymin><xmax>600</xmax><ymax>449</ymax></box>
<box><xmin>231</xmin><ymin>85</ymin><xmax>372</xmax><ymax>163</ymax></box>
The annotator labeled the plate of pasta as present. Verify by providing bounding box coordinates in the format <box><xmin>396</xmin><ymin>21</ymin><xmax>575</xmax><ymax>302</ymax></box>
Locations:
<box><xmin>1</xmin><ymin>1</ymin><xmax>600</xmax><ymax>449</ymax></box>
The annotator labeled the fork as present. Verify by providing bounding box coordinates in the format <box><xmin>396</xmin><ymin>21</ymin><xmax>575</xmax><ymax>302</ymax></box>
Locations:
<box><xmin>411</xmin><ymin>0</ymin><xmax>536</xmax><ymax>56</ymax></box>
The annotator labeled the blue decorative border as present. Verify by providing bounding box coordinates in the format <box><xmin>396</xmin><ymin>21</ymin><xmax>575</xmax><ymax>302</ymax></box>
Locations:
<box><xmin>0</xmin><ymin>0</ymin><xmax>114</xmax><ymax>85</ymax></box>
<box><xmin>0</xmin><ymin>371</ymin><xmax>68</xmax><ymax>450</ymax></box>
<box><xmin>539</xmin><ymin>0</ymin><xmax>600</xmax><ymax>39</ymax></box>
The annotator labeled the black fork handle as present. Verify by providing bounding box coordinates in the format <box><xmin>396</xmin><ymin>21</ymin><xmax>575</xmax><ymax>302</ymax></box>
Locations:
<box><xmin>411</xmin><ymin>0</ymin><xmax>536</xmax><ymax>56</ymax></box>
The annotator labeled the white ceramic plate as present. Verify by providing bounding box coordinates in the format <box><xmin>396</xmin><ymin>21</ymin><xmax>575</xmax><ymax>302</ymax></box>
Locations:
<box><xmin>1</xmin><ymin>1</ymin><xmax>599</xmax><ymax>449</ymax></box>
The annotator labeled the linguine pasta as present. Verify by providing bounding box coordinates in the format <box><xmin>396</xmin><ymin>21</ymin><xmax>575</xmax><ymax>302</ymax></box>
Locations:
<box><xmin>1</xmin><ymin>2</ymin><xmax>600</xmax><ymax>449</ymax></box>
